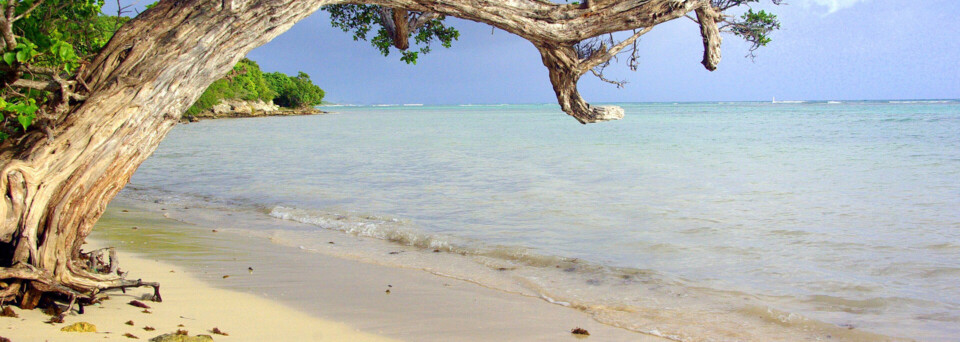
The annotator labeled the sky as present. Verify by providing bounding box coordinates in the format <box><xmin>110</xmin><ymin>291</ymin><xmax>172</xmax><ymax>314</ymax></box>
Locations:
<box><xmin>107</xmin><ymin>1</ymin><xmax>960</xmax><ymax>104</ymax></box>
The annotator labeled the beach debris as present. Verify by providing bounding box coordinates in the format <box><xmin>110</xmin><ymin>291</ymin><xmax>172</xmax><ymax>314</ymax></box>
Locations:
<box><xmin>497</xmin><ymin>267</ymin><xmax>508</xmax><ymax>271</ymax></box>
<box><xmin>388</xmin><ymin>251</ymin><xmax>400</xmax><ymax>255</ymax></box>
<box><xmin>41</xmin><ymin>303</ymin><xmax>65</xmax><ymax>317</ymax></box>
<box><xmin>211</xmin><ymin>327</ymin><xmax>229</xmax><ymax>336</ymax></box>
<box><xmin>433</xmin><ymin>249</ymin><xmax>440</xmax><ymax>253</ymax></box>
<box><xmin>144</xmin><ymin>326</ymin><xmax>156</xmax><ymax>331</ymax></box>
<box><xmin>0</xmin><ymin>336</ymin><xmax>11</xmax><ymax>342</ymax></box>
<box><xmin>177</xmin><ymin>324</ymin><xmax>185</xmax><ymax>327</ymax></box>
<box><xmin>148</xmin><ymin>331</ymin><xmax>214</xmax><ymax>342</ymax></box>
<box><xmin>222</xmin><ymin>275</ymin><xmax>230</xmax><ymax>279</ymax></box>
<box><xmin>129</xmin><ymin>300</ymin><xmax>151</xmax><ymax>309</ymax></box>
<box><xmin>328</xmin><ymin>241</ymin><xmax>335</xmax><ymax>244</ymax></box>
<box><xmin>46</xmin><ymin>314</ymin><xmax>65</xmax><ymax>324</ymax></box>
<box><xmin>124</xmin><ymin>332</ymin><xmax>140</xmax><ymax>339</ymax></box>
<box><xmin>248</xmin><ymin>267</ymin><xmax>254</xmax><ymax>273</ymax></box>
<box><xmin>142</xmin><ymin>309</ymin><xmax>152</xmax><ymax>314</ymax></box>
<box><xmin>571</xmin><ymin>327</ymin><xmax>590</xmax><ymax>336</ymax></box>
<box><xmin>388</xmin><ymin>284</ymin><xmax>392</xmax><ymax>287</ymax></box>
<box><xmin>61</xmin><ymin>322</ymin><xmax>97</xmax><ymax>333</ymax></box>
<box><xmin>0</xmin><ymin>307</ymin><xmax>17</xmax><ymax>318</ymax></box>
<box><xmin>170</xmin><ymin>270</ymin><xmax>176</xmax><ymax>273</ymax></box>
<box><xmin>132</xmin><ymin>226</ymin><xmax>139</xmax><ymax>230</ymax></box>
<box><xmin>385</xmin><ymin>289</ymin><xmax>391</xmax><ymax>294</ymax></box>
<box><xmin>122</xmin><ymin>209</ymin><xmax>130</xmax><ymax>212</ymax></box>
<box><xmin>212</xmin><ymin>229</ymin><xmax>218</xmax><ymax>233</ymax></box>
<box><xmin>126</xmin><ymin>320</ymin><xmax>135</xmax><ymax>325</ymax></box>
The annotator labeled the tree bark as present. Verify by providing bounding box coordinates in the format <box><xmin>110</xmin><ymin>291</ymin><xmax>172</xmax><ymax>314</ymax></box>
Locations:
<box><xmin>1</xmin><ymin>0</ymin><xmax>722</xmax><ymax>306</ymax></box>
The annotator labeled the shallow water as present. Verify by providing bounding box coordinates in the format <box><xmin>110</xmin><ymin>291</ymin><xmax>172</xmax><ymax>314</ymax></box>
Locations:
<box><xmin>122</xmin><ymin>101</ymin><xmax>960</xmax><ymax>341</ymax></box>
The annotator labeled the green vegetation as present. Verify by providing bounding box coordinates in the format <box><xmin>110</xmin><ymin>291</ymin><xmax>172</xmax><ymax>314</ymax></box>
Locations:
<box><xmin>323</xmin><ymin>5</ymin><xmax>459</xmax><ymax>64</ymax></box>
<box><xmin>264</xmin><ymin>71</ymin><xmax>325</xmax><ymax>109</ymax></box>
<box><xmin>184</xmin><ymin>59</ymin><xmax>325</xmax><ymax>117</ymax></box>
<box><xmin>0</xmin><ymin>1</ymin><xmax>323</xmax><ymax>141</ymax></box>
<box><xmin>1</xmin><ymin>0</ymin><xmax>123</xmax><ymax>143</ymax></box>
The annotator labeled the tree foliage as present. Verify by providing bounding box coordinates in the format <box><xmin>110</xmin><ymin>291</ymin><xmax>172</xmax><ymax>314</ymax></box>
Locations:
<box><xmin>0</xmin><ymin>0</ymin><xmax>124</xmax><ymax>143</ymax></box>
<box><xmin>324</xmin><ymin>4</ymin><xmax>459</xmax><ymax>64</ymax></box>
<box><xmin>264</xmin><ymin>71</ymin><xmax>325</xmax><ymax>109</ymax></box>
<box><xmin>185</xmin><ymin>59</ymin><xmax>324</xmax><ymax>116</ymax></box>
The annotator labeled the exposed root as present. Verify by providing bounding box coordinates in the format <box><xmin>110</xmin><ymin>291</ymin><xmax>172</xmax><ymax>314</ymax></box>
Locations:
<box><xmin>0</xmin><ymin>257</ymin><xmax>162</xmax><ymax>311</ymax></box>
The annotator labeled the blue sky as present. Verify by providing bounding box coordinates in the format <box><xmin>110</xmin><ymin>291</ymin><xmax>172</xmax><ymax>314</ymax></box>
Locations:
<box><xmin>109</xmin><ymin>1</ymin><xmax>960</xmax><ymax>104</ymax></box>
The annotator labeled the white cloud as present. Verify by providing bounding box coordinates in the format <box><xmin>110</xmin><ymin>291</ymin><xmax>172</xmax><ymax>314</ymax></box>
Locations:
<box><xmin>794</xmin><ymin>0</ymin><xmax>871</xmax><ymax>14</ymax></box>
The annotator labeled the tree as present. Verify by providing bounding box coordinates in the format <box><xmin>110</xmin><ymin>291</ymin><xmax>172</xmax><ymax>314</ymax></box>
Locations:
<box><xmin>0</xmin><ymin>0</ymin><xmax>780</xmax><ymax>311</ymax></box>
<box><xmin>265</xmin><ymin>71</ymin><xmax>325</xmax><ymax>109</ymax></box>
<box><xmin>185</xmin><ymin>58</ymin><xmax>281</xmax><ymax>116</ymax></box>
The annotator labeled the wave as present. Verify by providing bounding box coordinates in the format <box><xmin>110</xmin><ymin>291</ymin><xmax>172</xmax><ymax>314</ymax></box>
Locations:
<box><xmin>117</xmin><ymin>186</ymin><xmax>917</xmax><ymax>341</ymax></box>
<box><xmin>889</xmin><ymin>100</ymin><xmax>955</xmax><ymax>104</ymax></box>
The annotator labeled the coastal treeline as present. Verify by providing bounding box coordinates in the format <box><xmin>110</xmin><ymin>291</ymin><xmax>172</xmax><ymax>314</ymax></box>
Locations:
<box><xmin>185</xmin><ymin>59</ymin><xmax>325</xmax><ymax>117</ymax></box>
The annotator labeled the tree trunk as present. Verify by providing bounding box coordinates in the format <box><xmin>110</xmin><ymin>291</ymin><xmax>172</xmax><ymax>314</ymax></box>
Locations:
<box><xmin>0</xmin><ymin>0</ymin><xmax>335</xmax><ymax>305</ymax></box>
<box><xmin>1</xmin><ymin>0</ymin><xmax>718</xmax><ymax>306</ymax></box>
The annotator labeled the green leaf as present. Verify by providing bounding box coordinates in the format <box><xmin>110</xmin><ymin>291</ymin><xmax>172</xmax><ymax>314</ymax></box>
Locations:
<box><xmin>3</xmin><ymin>52</ymin><xmax>15</xmax><ymax>65</ymax></box>
<box><xmin>17</xmin><ymin>113</ymin><xmax>35</xmax><ymax>131</ymax></box>
<box><xmin>0</xmin><ymin>131</ymin><xmax>8</xmax><ymax>142</ymax></box>
<box><xmin>16</xmin><ymin>50</ymin><xmax>26</xmax><ymax>63</ymax></box>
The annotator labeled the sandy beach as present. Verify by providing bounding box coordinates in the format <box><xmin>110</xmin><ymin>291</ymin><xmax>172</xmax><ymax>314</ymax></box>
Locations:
<box><xmin>0</xmin><ymin>198</ymin><xmax>667</xmax><ymax>341</ymax></box>
<box><xmin>0</xmin><ymin>240</ymin><xmax>395</xmax><ymax>341</ymax></box>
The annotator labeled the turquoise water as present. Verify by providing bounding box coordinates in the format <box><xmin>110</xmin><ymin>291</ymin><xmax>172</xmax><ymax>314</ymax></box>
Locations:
<box><xmin>124</xmin><ymin>101</ymin><xmax>960</xmax><ymax>340</ymax></box>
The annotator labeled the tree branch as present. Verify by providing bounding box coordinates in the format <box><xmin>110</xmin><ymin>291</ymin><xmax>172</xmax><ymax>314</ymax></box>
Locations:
<box><xmin>577</xmin><ymin>26</ymin><xmax>653</xmax><ymax>74</ymax></box>
<box><xmin>696</xmin><ymin>4</ymin><xmax>722</xmax><ymax>71</ymax></box>
<box><xmin>12</xmin><ymin>0</ymin><xmax>44</xmax><ymax>22</ymax></box>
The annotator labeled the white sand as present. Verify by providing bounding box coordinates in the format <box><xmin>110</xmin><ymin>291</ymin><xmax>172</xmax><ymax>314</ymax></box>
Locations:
<box><xmin>0</xmin><ymin>244</ymin><xmax>396</xmax><ymax>341</ymax></box>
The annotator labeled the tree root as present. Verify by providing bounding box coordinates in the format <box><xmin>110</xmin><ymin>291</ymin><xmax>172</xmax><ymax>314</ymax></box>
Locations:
<box><xmin>0</xmin><ymin>260</ymin><xmax>162</xmax><ymax>312</ymax></box>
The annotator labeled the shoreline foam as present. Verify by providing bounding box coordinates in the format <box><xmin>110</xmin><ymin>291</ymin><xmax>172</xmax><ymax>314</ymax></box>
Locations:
<box><xmin>80</xmin><ymin>197</ymin><xmax>669</xmax><ymax>341</ymax></box>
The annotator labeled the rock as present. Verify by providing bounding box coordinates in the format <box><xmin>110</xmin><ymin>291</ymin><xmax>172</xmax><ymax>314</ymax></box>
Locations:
<box><xmin>249</xmin><ymin>99</ymin><xmax>280</xmax><ymax>113</ymax></box>
<box><xmin>148</xmin><ymin>333</ymin><xmax>214</xmax><ymax>342</ymax></box>
<box><xmin>210</xmin><ymin>102</ymin><xmax>232</xmax><ymax>115</ymax></box>
<box><xmin>60</xmin><ymin>322</ymin><xmax>97</xmax><ymax>333</ymax></box>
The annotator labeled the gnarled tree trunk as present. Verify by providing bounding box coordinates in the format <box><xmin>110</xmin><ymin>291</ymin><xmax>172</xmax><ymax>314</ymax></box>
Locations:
<box><xmin>1</xmin><ymin>0</ymin><xmax>724</xmax><ymax>307</ymax></box>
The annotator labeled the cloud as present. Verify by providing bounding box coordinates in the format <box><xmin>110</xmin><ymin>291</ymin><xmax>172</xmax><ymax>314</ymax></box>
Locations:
<box><xmin>795</xmin><ymin>0</ymin><xmax>871</xmax><ymax>14</ymax></box>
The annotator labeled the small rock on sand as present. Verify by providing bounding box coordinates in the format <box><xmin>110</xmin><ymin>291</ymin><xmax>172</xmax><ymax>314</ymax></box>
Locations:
<box><xmin>60</xmin><ymin>322</ymin><xmax>97</xmax><ymax>333</ymax></box>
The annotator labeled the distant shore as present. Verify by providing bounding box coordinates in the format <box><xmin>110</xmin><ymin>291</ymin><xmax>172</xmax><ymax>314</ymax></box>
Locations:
<box><xmin>181</xmin><ymin>106</ymin><xmax>328</xmax><ymax>123</ymax></box>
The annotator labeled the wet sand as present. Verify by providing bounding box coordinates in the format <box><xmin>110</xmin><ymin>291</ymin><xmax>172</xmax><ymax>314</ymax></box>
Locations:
<box><xmin>0</xmin><ymin>199</ymin><xmax>667</xmax><ymax>341</ymax></box>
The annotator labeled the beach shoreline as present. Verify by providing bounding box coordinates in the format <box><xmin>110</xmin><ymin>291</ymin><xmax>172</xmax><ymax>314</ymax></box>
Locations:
<box><xmin>0</xmin><ymin>197</ymin><xmax>668</xmax><ymax>341</ymax></box>
<box><xmin>0</xmin><ymin>237</ymin><xmax>394</xmax><ymax>341</ymax></box>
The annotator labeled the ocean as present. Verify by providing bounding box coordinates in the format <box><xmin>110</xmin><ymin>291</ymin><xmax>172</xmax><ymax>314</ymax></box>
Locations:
<box><xmin>119</xmin><ymin>101</ymin><xmax>960</xmax><ymax>341</ymax></box>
